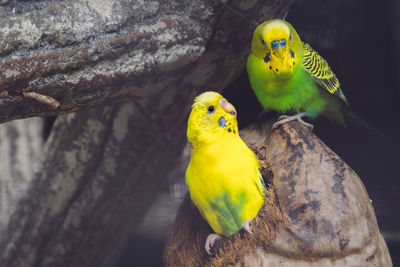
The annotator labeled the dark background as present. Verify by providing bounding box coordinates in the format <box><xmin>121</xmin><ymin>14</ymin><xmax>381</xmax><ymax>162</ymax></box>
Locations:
<box><xmin>117</xmin><ymin>0</ymin><xmax>400</xmax><ymax>266</ymax></box>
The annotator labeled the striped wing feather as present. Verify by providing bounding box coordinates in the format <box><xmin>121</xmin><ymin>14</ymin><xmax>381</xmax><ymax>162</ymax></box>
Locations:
<box><xmin>302</xmin><ymin>42</ymin><xmax>348</xmax><ymax>105</ymax></box>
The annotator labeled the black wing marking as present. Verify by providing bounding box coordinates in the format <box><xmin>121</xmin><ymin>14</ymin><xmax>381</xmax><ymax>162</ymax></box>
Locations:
<box><xmin>302</xmin><ymin>42</ymin><xmax>348</xmax><ymax>105</ymax></box>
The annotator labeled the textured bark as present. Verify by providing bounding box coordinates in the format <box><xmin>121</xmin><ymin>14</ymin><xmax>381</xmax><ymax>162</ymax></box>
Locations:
<box><xmin>164</xmin><ymin>121</ymin><xmax>392</xmax><ymax>266</ymax></box>
<box><xmin>0</xmin><ymin>0</ymin><xmax>290</xmax><ymax>123</ymax></box>
<box><xmin>0</xmin><ymin>102</ymin><xmax>187</xmax><ymax>267</ymax></box>
<box><xmin>0</xmin><ymin>118</ymin><xmax>43</xmax><ymax>232</ymax></box>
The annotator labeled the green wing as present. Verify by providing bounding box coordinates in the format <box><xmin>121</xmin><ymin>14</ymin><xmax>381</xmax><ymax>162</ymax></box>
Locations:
<box><xmin>256</xmin><ymin>169</ymin><xmax>266</xmax><ymax>197</ymax></box>
<box><xmin>302</xmin><ymin>42</ymin><xmax>348</xmax><ymax>105</ymax></box>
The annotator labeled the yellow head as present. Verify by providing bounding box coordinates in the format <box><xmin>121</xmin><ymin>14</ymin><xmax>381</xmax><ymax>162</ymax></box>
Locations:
<box><xmin>251</xmin><ymin>19</ymin><xmax>303</xmax><ymax>75</ymax></box>
<box><xmin>187</xmin><ymin>91</ymin><xmax>238</xmax><ymax>148</ymax></box>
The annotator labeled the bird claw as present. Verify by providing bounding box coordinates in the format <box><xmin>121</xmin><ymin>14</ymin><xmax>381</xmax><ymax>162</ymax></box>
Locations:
<box><xmin>205</xmin><ymin>233</ymin><xmax>222</xmax><ymax>255</ymax></box>
<box><xmin>242</xmin><ymin>218</ymin><xmax>253</xmax><ymax>234</ymax></box>
<box><xmin>273</xmin><ymin>112</ymin><xmax>314</xmax><ymax>130</ymax></box>
<box><xmin>278</xmin><ymin>115</ymin><xmax>289</xmax><ymax>120</ymax></box>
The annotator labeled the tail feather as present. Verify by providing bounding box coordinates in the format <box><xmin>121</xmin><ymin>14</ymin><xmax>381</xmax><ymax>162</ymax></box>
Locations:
<box><xmin>346</xmin><ymin>111</ymin><xmax>391</xmax><ymax>144</ymax></box>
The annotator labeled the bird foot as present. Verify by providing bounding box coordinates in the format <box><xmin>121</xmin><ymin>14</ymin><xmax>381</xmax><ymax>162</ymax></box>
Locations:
<box><xmin>205</xmin><ymin>233</ymin><xmax>223</xmax><ymax>255</ymax></box>
<box><xmin>273</xmin><ymin>112</ymin><xmax>314</xmax><ymax>130</ymax></box>
<box><xmin>242</xmin><ymin>218</ymin><xmax>253</xmax><ymax>234</ymax></box>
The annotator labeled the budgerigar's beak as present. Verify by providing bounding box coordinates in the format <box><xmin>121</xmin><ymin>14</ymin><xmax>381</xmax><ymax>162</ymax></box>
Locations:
<box><xmin>271</xmin><ymin>39</ymin><xmax>287</xmax><ymax>59</ymax></box>
<box><xmin>219</xmin><ymin>98</ymin><xmax>237</xmax><ymax>117</ymax></box>
<box><xmin>272</xmin><ymin>46</ymin><xmax>287</xmax><ymax>58</ymax></box>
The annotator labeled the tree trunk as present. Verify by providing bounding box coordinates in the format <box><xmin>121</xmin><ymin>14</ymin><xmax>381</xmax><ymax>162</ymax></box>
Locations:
<box><xmin>0</xmin><ymin>103</ymin><xmax>189</xmax><ymax>267</ymax></box>
<box><xmin>164</xmin><ymin>121</ymin><xmax>392</xmax><ymax>266</ymax></box>
<box><xmin>0</xmin><ymin>118</ymin><xmax>43</xmax><ymax>231</ymax></box>
<box><xmin>0</xmin><ymin>1</ymin><xmax>292</xmax><ymax>266</ymax></box>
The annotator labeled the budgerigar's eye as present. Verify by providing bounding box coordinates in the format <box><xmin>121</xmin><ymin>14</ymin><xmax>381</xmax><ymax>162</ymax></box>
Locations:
<box><xmin>207</xmin><ymin>106</ymin><xmax>215</xmax><ymax>113</ymax></box>
<box><xmin>289</xmin><ymin>35</ymin><xmax>292</xmax><ymax>41</ymax></box>
<box><xmin>261</xmin><ymin>38</ymin><xmax>266</xmax><ymax>46</ymax></box>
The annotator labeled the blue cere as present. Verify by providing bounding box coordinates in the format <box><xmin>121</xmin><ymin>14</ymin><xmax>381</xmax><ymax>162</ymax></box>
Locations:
<box><xmin>271</xmin><ymin>39</ymin><xmax>286</xmax><ymax>49</ymax></box>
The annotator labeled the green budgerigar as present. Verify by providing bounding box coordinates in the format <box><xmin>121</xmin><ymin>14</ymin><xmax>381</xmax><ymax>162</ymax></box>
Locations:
<box><xmin>247</xmin><ymin>19</ymin><xmax>348</xmax><ymax>129</ymax></box>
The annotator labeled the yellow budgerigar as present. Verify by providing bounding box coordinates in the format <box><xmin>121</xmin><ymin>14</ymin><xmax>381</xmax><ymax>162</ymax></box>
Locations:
<box><xmin>186</xmin><ymin>91</ymin><xmax>265</xmax><ymax>254</ymax></box>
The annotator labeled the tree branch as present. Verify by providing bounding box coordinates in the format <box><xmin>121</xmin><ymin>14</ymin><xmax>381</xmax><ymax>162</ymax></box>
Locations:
<box><xmin>0</xmin><ymin>0</ymin><xmax>291</xmax><ymax>124</ymax></box>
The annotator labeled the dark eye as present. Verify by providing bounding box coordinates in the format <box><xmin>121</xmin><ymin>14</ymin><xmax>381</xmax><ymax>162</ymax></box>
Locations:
<box><xmin>261</xmin><ymin>38</ymin><xmax>266</xmax><ymax>46</ymax></box>
<box><xmin>289</xmin><ymin>35</ymin><xmax>292</xmax><ymax>41</ymax></box>
<box><xmin>207</xmin><ymin>106</ymin><xmax>215</xmax><ymax>113</ymax></box>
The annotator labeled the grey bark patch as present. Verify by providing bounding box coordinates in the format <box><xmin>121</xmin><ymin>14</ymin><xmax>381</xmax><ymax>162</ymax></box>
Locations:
<box><xmin>340</xmin><ymin>238</ymin><xmax>350</xmax><ymax>251</ymax></box>
<box><xmin>331</xmin><ymin>173</ymin><xmax>346</xmax><ymax>199</ymax></box>
<box><xmin>0</xmin><ymin>118</ymin><xmax>43</xmax><ymax>232</ymax></box>
<box><xmin>289</xmin><ymin>200</ymin><xmax>321</xmax><ymax>223</ymax></box>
